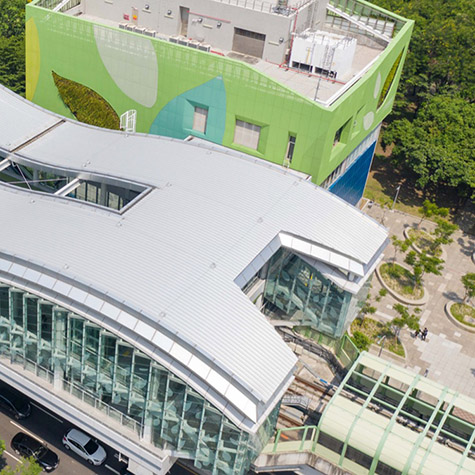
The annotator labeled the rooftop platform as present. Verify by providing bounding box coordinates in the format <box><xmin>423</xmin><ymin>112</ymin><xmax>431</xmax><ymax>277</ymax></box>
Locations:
<box><xmin>51</xmin><ymin>0</ymin><xmax>402</xmax><ymax>105</ymax></box>
<box><xmin>240</xmin><ymin>41</ymin><xmax>384</xmax><ymax>104</ymax></box>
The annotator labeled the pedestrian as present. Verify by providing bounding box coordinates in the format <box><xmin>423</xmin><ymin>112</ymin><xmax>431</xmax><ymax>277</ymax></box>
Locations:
<box><xmin>415</xmin><ymin>328</ymin><xmax>420</xmax><ymax>339</ymax></box>
<box><xmin>422</xmin><ymin>327</ymin><xmax>428</xmax><ymax>341</ymax></box>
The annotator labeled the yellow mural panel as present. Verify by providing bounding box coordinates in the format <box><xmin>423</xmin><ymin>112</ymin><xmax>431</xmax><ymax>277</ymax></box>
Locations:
<box><xmin>26</xmin><ymin>18</ymin><xmax>40</xmax><ymax>101</ymax></box>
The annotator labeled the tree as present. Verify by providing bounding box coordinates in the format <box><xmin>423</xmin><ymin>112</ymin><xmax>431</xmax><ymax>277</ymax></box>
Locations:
<box><xmin>371</xmin><ymin>0</ymin><xmax>475</xmax><ymax>107</ymax></box>
<box><xmin>351</xmin><ymin>331</ymin><xmax>371</xmax><ymax>352</ymax></box>
<box><xmin>384</xmin><ymin>95</ymin><xmax>475</xmax><ymax>199</ymax></box>
<box><xmin>0</xmin><ymin>458</ymin><xmax>42</xmax><ymax>475</ymax></box>
<box><xmin>0</xmin><ymin>439</ymin><xmax>42</xmax><ymax>475</ymax></box>
<box><xmin>0</xmin><ymin>36</ymin><xmax>25</xmax><ymax>95</ymax></box>
<box><xmin>359</xmin><ymin>293</ymin><xmax>376</xmax><ymax>321</ymax></box>
<box><xmin>417</xmin><ymin>200</ymin><xmax>448</xmax><ymax>228</ymax></box>
<box><xmin>404</xmin><ymin>250</ymin><xmax>444</xmax><ymax>290</ymax></box>
<box><xmin>391</xmin><ymin>235</ymin><xmax>412</xmax><ymax>261</ymax></box>
<box><xmin>461</xmin><ymin>273</ymin><xmax>475</xmax><ymax>304</ymax></box>
<box><xmin>388</xmin><ymin>304</ymin><xmax>420</xmax><ymax>345</ymax></box>
<box><xmin>0</xmin><ymin>0</ymin><xmax>25</xmax><ymax>96</ymax></box>
<box><xmin>430</xmin><ymin>217</ymin><xmax>458</xmax><ymax>253</ymax></box>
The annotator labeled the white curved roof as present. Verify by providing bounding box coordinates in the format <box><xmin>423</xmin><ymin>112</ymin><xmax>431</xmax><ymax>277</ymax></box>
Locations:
<box><xmin>0</xmin><ymin>86</ymin><xmax>388</xmax><ymax>432</ymax></box>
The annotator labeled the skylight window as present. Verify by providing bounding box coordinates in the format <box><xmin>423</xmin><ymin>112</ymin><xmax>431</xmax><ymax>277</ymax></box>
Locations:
<box><xmin>0</xmin><ymin>158</ymin><xmax>148</xmax><ymax>212</ymax></box>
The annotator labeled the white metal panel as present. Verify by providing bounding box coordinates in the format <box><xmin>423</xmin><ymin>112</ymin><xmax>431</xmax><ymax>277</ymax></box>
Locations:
<box><xmin>0</xmin><ymin>84</ymin><xmax>389</xmax><ymax>432</ymax></box>
<box><xmin>0</xmin><ymin>89</ymin><xmax>62</xmax><ymax>151</ymax></box>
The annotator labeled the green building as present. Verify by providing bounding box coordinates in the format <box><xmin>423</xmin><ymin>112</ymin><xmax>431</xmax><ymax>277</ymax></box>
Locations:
<box><xmin>26</xmin><ymin>0</ymin><xmax>413</xmax><ymax>206</ymax></box>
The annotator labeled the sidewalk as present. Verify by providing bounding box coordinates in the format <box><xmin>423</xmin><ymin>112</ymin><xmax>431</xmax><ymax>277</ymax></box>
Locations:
<box><xmin>363</xmin><ymin>203</ymin><xmax>475</xmax><ymax>398</ymax></box>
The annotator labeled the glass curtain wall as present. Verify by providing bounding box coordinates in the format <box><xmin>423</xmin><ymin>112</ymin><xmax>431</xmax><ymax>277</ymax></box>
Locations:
<box><xmin>0</xmin><ymin>284</ymin><xmax>277</xmax><ymax>474</ymax></box>
<box><xmin>263</xmin><ymin>249</ymin><xmax>364</xmax><ymax>337</ymax></box>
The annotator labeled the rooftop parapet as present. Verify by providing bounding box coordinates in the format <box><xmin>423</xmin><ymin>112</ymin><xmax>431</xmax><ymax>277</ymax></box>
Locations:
<box><xmin>31</xmin><ymin>0</ymin><xmax>409</xmax><ymax>104</ymax></box>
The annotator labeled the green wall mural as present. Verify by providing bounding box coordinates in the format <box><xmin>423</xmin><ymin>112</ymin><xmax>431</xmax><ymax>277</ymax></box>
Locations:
<box><xmin>26</xmin><ymin>2</ymin><xmax>413</xmax><ymax>186</ymax></box>
<box><xmin>52</xmin><ymin>71</ymin><xmax>120</xmax><ymax>130</ymax></box>
<box><xmin>378</xmin><ymin>50</ymin><xmax>404</xmax><ymax>109</ymax></box>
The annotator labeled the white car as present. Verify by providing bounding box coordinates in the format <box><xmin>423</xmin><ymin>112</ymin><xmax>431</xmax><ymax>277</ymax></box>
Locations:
<box><xmin>62</xmin><ymin>428</ymin><xmax>107</xmax><ymax>466</ymax></box>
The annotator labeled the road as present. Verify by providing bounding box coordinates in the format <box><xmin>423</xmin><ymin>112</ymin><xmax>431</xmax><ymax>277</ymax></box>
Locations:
<box><xmin>0</xmin><ymin>383</ymin><xmax>127</xmax><ymax>475</ymax></box>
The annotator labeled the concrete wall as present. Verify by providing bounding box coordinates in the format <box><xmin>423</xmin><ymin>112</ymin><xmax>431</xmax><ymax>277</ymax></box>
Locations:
<box><xmin>84</xmin><ymin>0</ymin><xmax>161</xmax><ymax>30</ymax></box>
<box><xmin>82</xmin><ymin>0</ymin><xmax>329</xmax><ymax>63</ymax></box>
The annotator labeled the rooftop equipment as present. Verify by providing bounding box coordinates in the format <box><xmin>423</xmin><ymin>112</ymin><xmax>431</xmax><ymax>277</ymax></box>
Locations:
<box><xmin>290</xmin><ymin>30</ymin><xmax>357</xmax><ymax>79</ymax></box>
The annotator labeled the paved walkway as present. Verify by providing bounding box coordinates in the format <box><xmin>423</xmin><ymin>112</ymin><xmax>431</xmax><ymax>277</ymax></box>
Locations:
<box><xmin>363</xmin><ymin>203</ymin><xmax>475</xmax><ymax>398</ymax></box>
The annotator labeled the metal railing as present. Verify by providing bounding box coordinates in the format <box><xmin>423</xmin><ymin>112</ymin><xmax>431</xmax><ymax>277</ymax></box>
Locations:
<box><xmin>3</xmin><ymin>352</ymin><xmax>144</xmax><ymax>437</ymax></box>
<box><xmin>35</xmin><ymin>0</ymin><xmax>81</xmax><ymax>12</ymax></box>
<box><xmin>265</xmin><ymin>425</ymin><xmax>320</xmax><ymax>454</ymax></box>
<box><xmin>212</xmin><ymin>0</ymin><xmax>312</xmax><ymax>15</ymax></box>
<box><xmin>328</xmin><ymin>0</ymin><xmax>406</xmax><ymax>37</ymax></box>
<box><xmin>278</xmin><ymin>327</ymin><xmax>360</xmax><ymax>375</ymax></box>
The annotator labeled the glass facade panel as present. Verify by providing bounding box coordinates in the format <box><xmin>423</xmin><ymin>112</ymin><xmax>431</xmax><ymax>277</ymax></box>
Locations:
<box><xmin>263</xmin><ymin>249</ymin><xmax>364</xmax><ymax>337</ymax></box>
<box><xmin>0</xmin><ymin>283</ymin><xmax>275</xmax><ymax>474</ymax></box>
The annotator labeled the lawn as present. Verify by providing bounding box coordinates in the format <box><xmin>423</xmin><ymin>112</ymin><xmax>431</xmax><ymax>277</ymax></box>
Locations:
<box><xmin>379</xmin><ymin>263</ymin><xmax>424</xmax><ymax>300</ymax></box>
<box><xmin>450</xmin><ymin>303</ymin><xmax>475</xmax><ymax>328</ymax></box>
<box><xmin>406</xmin><ymin>228</ymin><xmax>442</xmax><ymax>257</ymax></box>
<box><xmin>351</xmin><ymin>317</ymin><xmax>405</xmax><ymax>357</ymax></box>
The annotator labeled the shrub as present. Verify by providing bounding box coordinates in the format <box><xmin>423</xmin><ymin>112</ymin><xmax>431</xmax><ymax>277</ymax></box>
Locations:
<box><xmin>351</xmin><ymin>331</ymin><xmax>371</xmax><ymax>351</ymax></box>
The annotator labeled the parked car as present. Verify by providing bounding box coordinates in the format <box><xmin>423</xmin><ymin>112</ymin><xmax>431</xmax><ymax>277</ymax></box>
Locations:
<box><xmin>0</xmin><ymin>385</ymin><xmax>31</xmax><ymax>419</ymax></box>
<box><xmin>62</xmin><ymin>428</ymin><xmax>107</xmax><ymax>465</ymax></box>
<box><xmin>11</xmin><ymin>432</ymin><xmax>59</xmax><ymax>472</ymax></box>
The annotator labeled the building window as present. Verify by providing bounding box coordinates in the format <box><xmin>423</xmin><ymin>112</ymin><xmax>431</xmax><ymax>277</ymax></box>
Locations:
<box><xmin>334</xmin><ymin>126</ymin><xmax>343</xmax><ymax>145</ymax></box>
<box><xmin>234</xmin><ymin>119</ymin><xmax>261</xmax><ymax>150</ymax></box>
<box><xmin>286</xmin><ymin>135</ymin><xmax>296</xmax><ymax>163</ymax></box>
<box><xmin>0</xmin><ymin>282</ymin><xmax>278</xmax><ymax>475</ymax></box>
<box><xmin>192</xmin><ymin>106</ymin><xmax>208</xmax><ymax>134</ymax></box>
<box><xmin>333</xmin><ymin>119</ymin><xmax>351</xmax><ymax>147</ymax></box>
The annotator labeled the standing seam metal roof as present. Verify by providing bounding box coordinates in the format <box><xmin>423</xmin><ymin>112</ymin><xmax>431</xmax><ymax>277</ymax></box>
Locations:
<box><xmin>0</xmin><ymin>85</ymin><xmax>388</xmax><ymax>432</ymax></box>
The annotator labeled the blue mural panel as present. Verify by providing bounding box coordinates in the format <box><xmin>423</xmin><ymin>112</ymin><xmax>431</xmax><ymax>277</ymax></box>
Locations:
<box><xmin>329</xmin><ymin>141</ymin><xmax>376</xmax><ymax>206</ymax></box>
<box><xmin>150</xmin><ymin>77</ymin><xmax>226</xmax><ymax>143</ymax></box>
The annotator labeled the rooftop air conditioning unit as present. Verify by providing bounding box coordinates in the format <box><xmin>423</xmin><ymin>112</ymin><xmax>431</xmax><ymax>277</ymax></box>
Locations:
<box><xmin>169</xmin><ymin>36</ymin><xmax>179</xmax><ymax>43</ymax></box>
<box><xmin>144</xmin><ymin>29</ymin><xmax>156</xmax><ymax>37</ymax></box>
<box><xmin>198</xmin><ymin>44</ymin><xmax>211</xmax><ymax>52</ymax></box>
<box><xmin>178</xmin><ymin>37</ymin><xmax>189</xmax><ymax>46</ymax></box>
<box><xmin>119</xmin><ymin>22</ymin><xmax>128</xmax><ymax>30</ymax></box>
<box><xmin>188</xmin><ymin>40</ymin><xmax>200</xmax><ymax>49</ymax></box>
<box><xmin>135</xmin><ymin>27</ymin><xmax>146</xmax><ymax>35</ymax></box>
<box><xmin>126</xmin><ymin>24</ymin><xmax>136</xmax><ymax>32</ymax></box>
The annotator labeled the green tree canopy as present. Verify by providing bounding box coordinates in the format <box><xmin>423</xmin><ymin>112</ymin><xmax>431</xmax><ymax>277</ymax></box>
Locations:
<box><xmin>0</xmin><ymin>0</ymin><xmax>26</xmax><ymax>38</ymax></box>
<box><xmin>0</xmin><ymin>0</ymin><xmax>25</xmax><ymax>95</ymax></box>
<box><xmin>461</xmin><ymin>273</ymin><xmax>475</xmax><ymax>303</ymax></box>
<box><xmin>0</xmin><ymin>439</ymin><xmax>42</xmax><ymax>475</ymax></box>
<box><xmin>384</xmin><ymin>94</ymin><xmax>475</xmax><ymax>197</ymax></box>
<box><xmin>404</xmin><ymin>250</ymin><xmax>444</xmax><ymax>289</ymax></box>
<box><xmin>372</xmin><ymin>0</ymin><xmax>475</xmax><ymax>105</ymax></box>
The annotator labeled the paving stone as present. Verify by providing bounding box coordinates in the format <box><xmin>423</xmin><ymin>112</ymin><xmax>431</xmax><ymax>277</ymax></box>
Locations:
<box><xmin>364</xmin><ymin>204</ymin><xmax>475</xmax><ymax>399</ymax></box>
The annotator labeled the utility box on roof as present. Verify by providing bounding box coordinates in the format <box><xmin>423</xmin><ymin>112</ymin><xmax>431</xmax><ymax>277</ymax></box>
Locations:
<box><xmin>290</xmin><ymin>30</ymin><xmax>357</xmax><ymax>79</ymax></box>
